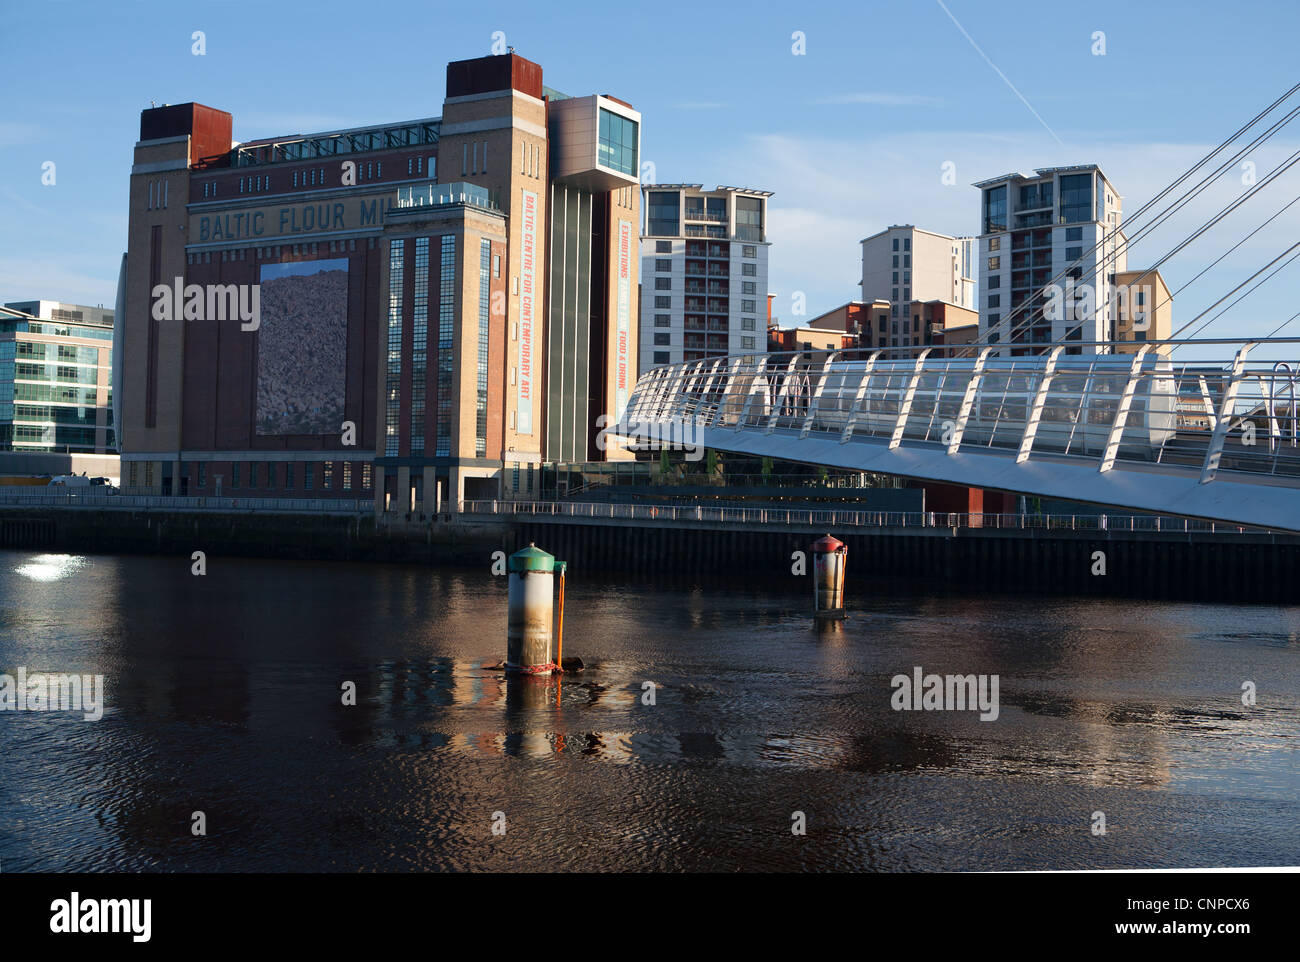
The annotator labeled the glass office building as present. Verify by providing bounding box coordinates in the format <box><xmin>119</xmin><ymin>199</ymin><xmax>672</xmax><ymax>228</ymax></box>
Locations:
<box><xmin>0</xmin><ymin>301</ymin><xmax>115</xmax><ymax>453</ymax></box>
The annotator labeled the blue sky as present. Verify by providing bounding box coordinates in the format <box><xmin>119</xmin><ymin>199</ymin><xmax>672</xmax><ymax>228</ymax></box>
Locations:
<box><xmin>3</xmin><ymin>0</ymin><xmax>1299</xmax><ymax>342</ymax></box>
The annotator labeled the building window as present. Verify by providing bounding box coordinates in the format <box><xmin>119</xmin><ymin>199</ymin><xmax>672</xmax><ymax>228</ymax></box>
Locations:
<box><xmin>892</xmin><ymin>271</ymin><xmax>899</xmax><ymax>284</ymax></box>
<box><xmin>285</xmin><ymin>463</ymin><xmax>295</xmax><ymax>489</ymax></box>
<box><xmin>1065</xmin><ymin>226</ymin><xmax>1083</xmax><ymax>241</ymax></box>
<box><xmin>654</xmin><ymin>333</ymin><xmax>670</xmax><ymax>346</ymax></box>
<box><xmin>248</xmin><ymin>462</ymin><xmax>258</xmax><ymax>488</ymax></box>
<box><xmin>903</xmin><ymin>239</ymin><xmax>910</xmax><ymax>251</ymax></box>
<box><xmin>436</xmin><ymin>234</ymin><xmax>456</xmax><ymax>458</ymax></box>
<box><xmin>655</xmin><ymin>277</ymin><xmax>671</xmax><ymax>290</ymax></box>
<box><xmin>304</xmin><ymin>465</ymin><xmax>315</xmax><ymax>490</ymax></box>
<box><xmin>1059</xmin><ymin>173</ymin><xmax>1093</xmax><ymax>224</ymax></box>
<box><xmin>597</xmin><ymin>107</ymin><xmax>638</xmax><ymax>176</ymax></box>
<box><xmin>655</xmin><ymin>296</ymin><xmax>671</xmax><ymax>309</ymax></box>
<box><xmin>988</xmin><ymin>275</ymin><xmax>1001</xmax><ymax>289</ymax></box>
<box><xmin>343</xmin><ymin>462</ymin><xmax>353</xmax><ymax>491</ymax></box>
<box><xmin>476</xmin><ymin>238</ymin><xmax>491</xmax><ymax>457</ymax></box>
<box><xmin>655</xmin><ymin>259</ymin><xmax>671</xmax><ymax>272</ymax></box>
<box><xmin>1065</xmin><ymin>246</ymin><xmax>1082</xmax><ymax>261</ymax></box>
<box><xmin>647</xmin><ymin>192</ymin><xmax>680</xmax><ymax>237</ymax></box>
<box><xmin>742</xmin><ymin>317</ymin><xmax>755</xmax><ymax>331</ymax></box>
<box><xmin>362</xmin><ymin>464</ymin><xmax>372</xmax><ymax>490</ymax></box>
<box><xmin>653</xmin><ymin>351</ymin><xmax>670</xmax><ymax>364</ymax></box>
<box><xmin>742</xmin><ymin>281</ymin><xmax>756</xmax><ymax>295</ymax></box>
<box><xmin>987</xmin><ymin>256</ymin><xmax>1000</xmax><ymax>271</ymax></box>
<box><xmin>656</xmin><ymin>240</ymin><xmax>671</xmax><ymax>253</ymax></box>
<box><xmin>742</xmin><ymin>336</ymin><xmax>756</xmax><ymax>349</ymax></box>
<box><xmin>742</xmin><ymin>263</ymin><xmax>756</xmax><ymax>276</ymax></box>
<box><xmin>411</xmin><ymin>237</ymin><xmax>429</xmax><ymax>456</ymax></box>
<box><xmin>654</xmin><ymin>314</ymin><xmax>670</xmax><ymax>327</ymax></box>
<box><xmin>741</xmin><ymin>299</ymin><xmax>756</xmax><ymax>312</ymax></box>
<box><xmin>230</xmin><ymin>462</ymin><xmax>239</xmax><ymax>488</ymax></box>
<box><xmin>984</xmin><ymin>185</ymin><xmax>1007</xmax><ymax>233</ymax></box>
<box><xmin>323</xmin><ymin>461</ymin><xmax>334</xmax><ymax>490</ymax></box>
<box><xmin>386</xmin><ymin>239</ymin><xmax>404</xmax><ymax>457</ymax></box>
<box><xmin>892</xmin><ymin>238</ymin><xmax>899</xmax><ymax>251</ymax></box>
<box><xmin>742</xmin><ymin>245</ymin><xmax>757</xmax><ymax>258</ymax></box>
<box><xmin>988</xmin><ymin>294</ymin><xmax>1001</xmax><ymax>308</ymax></box>
<box><xmin>892</xmin><ymin>255</ymin><xmax>899</xmax><ymax>268</ymax></box>
<box><xmin>988</xmin><ymin>236</ymin><xmax>1001</xmax><ymax>251</ymax></box>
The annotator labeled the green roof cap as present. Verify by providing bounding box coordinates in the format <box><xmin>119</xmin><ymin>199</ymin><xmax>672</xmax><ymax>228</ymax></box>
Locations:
<box><xmin>509</xmin><ymin>543</ymin><xmax>557</xmax><ymax>572</ymax></box>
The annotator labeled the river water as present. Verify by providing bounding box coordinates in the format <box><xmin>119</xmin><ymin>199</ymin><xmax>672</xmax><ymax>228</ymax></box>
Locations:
<box><xmin>0</xmin><ymin>547</ymin><xmax>1297</xmax><ymax>871</ymax></box>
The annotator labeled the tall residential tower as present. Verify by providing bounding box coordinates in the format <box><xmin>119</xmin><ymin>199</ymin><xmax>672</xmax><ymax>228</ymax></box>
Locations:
<box><xmin>639</xmin><ymin>184</ymin><xmax>772</xmax><ymax>372</ymax></box>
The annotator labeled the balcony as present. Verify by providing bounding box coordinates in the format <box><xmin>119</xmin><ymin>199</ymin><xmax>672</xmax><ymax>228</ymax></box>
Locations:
<box><xmin>733</xmin><ymin>225</ymin><xmax>764</xmax><ymax>242</ymax></box>
<box><xmin>684</xmin><ymin>209</ymin><xmax>727</xmax><ymax>223</ymax></box>
<box><xmin>707</xmin><ymin>244</ymin><xmax>728</xmax><ymax>258</ymax></box>
<box><xmin>395</xmin><ymin>182</ymin><xmax>498</xmax><ymax>212</ymax></box>
<box><xmin>1014</xmin><ymin>212</ymin><xmax>1052</xmax><ymax>229</ymax></box>
<box><xmin>686</xmin><ymin>225</ymin><xmax>728</xmax><ymax>238</ymax></box>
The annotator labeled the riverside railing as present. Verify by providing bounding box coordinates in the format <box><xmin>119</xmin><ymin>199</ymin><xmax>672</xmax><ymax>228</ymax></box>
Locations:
<box><xmin>456</xmin><ymin>499</ymin><xmax>1264</xmax><ymax>534</ymax></box>
<box><xmin>0</xmin><ymin>491</ymin><xmax>367</xmax><ymax>513</ymax></box>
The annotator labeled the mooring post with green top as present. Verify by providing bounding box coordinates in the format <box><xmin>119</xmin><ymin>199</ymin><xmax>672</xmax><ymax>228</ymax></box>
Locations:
<box><xmin>506</xmin><ymin>543</ymin><xmax>565</xmax><ymax>672</ymax></box>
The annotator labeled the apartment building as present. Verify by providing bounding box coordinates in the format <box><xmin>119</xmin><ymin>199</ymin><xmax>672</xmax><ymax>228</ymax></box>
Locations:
<box><xmin>974</xmin><ymin>165</ymin><xmax>1126</xmax><ymax>353</ymax></box>
<box><xmin>639</xmin><ymin>184</ymin><xmax>772</xmax><ymax>371</ymax></box>
<box><xmin>861</xmin><ymin>225</ymin><xmax>975</xmax><ymax>325</ymax></box>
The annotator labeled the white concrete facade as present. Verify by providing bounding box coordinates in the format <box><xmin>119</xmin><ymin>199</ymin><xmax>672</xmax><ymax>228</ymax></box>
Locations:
<box><xmin>974</xmin><ymin>165</ymin><xmax>1126</xmax><ymax>353</ymax></box>
<box><xmin>639</xmin><ymin>184</ymin><xmax>772</xmax><ymax>373</ymax></box>
<box><xmin>861</xmin><ymin>225</ymin><xmax>975</xmax><ymax>319</ymax></box>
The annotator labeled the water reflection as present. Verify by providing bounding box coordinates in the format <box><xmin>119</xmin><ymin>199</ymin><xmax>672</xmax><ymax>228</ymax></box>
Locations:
<box><xmin>1</xmin><ymin>548</ymin><xmax>1298</xmax><ymax>871</ymax></box>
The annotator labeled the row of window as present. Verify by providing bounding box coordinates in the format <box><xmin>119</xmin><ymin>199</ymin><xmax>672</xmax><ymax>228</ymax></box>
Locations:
<box><xmin>652</xmin><ymin>240</ymin><xmax>760</xmax><ymax>258</ymax></box>
<box><xmin>126</xmin><ymin>461</ymin><xmax>372</xmax><ymax>491</ymax></box>
<box><xmin>654</xmin><ymin>259</ymin><xmax>758</xmax><ymax>277</ymax></box>
<box><xmin>185</xmin><ymin>238</ymin><xmax>374</xmax><ymax>266</ymax></box>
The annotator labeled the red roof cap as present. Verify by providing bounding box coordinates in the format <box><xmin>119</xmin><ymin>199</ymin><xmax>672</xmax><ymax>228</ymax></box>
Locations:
<box><xmin>811</xmin><ymin>535</ymin><xmax>845</xmax><ymax>552</ymax></box>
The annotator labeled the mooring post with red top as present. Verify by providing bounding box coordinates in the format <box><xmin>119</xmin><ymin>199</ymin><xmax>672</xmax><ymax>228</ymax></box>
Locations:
<box><xmin>506</xmin><ymin>543</ymin><xmax>566</xmax><ymax>673</ymax></box>
<box><xmin>811</xmin><ymin>534</ymin><xmax>847</xmax><ymax>620</ymax></box>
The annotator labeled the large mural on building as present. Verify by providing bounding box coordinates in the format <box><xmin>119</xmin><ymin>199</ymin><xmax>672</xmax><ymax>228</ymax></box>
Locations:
<box><xmin>256</xmin><ymin>259</ymin><xmax>349</xmax><ymax>436</ymax></box>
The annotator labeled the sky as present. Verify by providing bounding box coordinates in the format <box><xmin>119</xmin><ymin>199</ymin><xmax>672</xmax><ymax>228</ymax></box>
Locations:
<box><xmin>2</xmin><ymin>0</ymin><xmax>1299</xmax><ymax>345</ymax></box>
